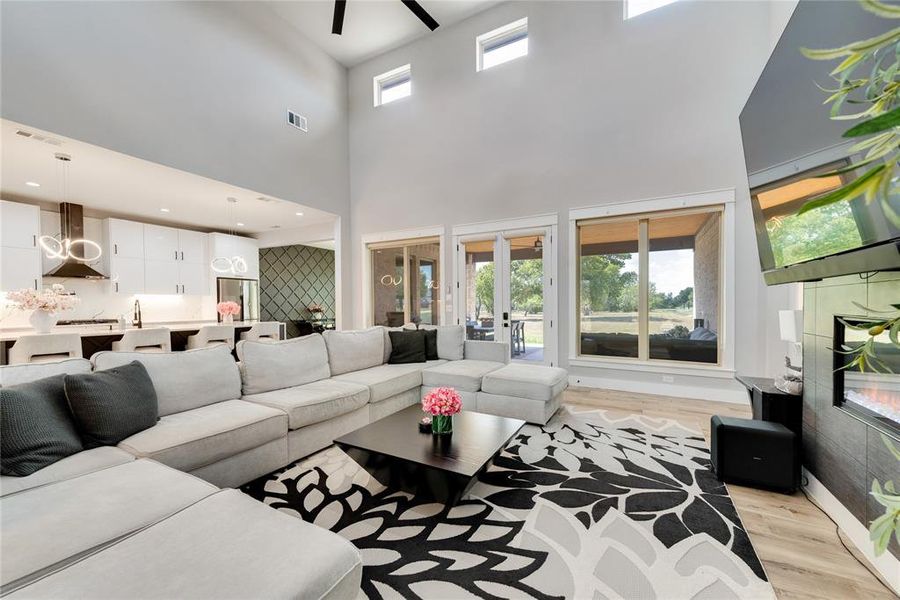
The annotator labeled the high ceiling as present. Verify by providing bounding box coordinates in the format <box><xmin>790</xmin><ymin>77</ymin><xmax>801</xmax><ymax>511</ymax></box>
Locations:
<box><xmin>266</xmin><ymin>0</ymin><xmax>501</xmax><ymax>67</ymax></box>
<box><xmin>0</xmin><ymin>119</ymin><xmax>336</xmax><ymax>235</ymax></box>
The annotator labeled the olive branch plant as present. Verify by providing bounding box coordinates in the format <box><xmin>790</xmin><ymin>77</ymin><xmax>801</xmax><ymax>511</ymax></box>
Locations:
<box><xmin>802</xmin><ymin>0</ymin><xmax>900</xmax><ymax>558</ymax></box>
<box><xmin>799</xmin><ymin>0</ymin><xmax>900</xmax><ymax>226</ymax></box>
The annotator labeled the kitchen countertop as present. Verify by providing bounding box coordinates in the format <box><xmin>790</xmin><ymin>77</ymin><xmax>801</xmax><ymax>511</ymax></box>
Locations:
<box><xmin>0</xmin><ymin>320</ymin><xmax>279</xmax><ymax>343</ymax></box>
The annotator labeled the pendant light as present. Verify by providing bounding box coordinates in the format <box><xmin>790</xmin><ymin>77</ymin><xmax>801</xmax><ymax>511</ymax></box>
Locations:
<box><xmin>210</xmin><ymin>197</ymin><xmax>248</xmax><ymax>275</ymax></box>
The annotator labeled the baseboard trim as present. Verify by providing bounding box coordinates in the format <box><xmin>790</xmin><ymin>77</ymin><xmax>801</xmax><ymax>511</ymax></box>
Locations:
<box><xmin>803</xmin><ymin>468</ymin><xmax>900</xmax><ymax>595</ymax></box>
<box><xmin>568</xmin><ymin>374</ymin><xmax>747</xmax><ymax>404</ymax></box>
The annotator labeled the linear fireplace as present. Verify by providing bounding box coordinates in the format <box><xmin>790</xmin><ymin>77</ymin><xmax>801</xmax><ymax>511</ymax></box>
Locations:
<box><xmin>833</xmin><ymin>315</ymin><xmax>900</xmax><ymax>434</ymax></box>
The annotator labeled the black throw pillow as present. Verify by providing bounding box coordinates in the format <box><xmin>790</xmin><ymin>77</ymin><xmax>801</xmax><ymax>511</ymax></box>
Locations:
<box><xmin>422</xmin><ymin>328</ymin><xmax>439</xmax><ymax>361</ymax></box>
<box><xmin>1</xmin><ymin>374</ymin><xmax>84</xmax><ymax>477</ymax></box>
<box><xmin>64</xmin><ymin>361</ymin><xmax>159</xmax><ymax>449</ymax></box>
<box><xmin>388</xmin><ymin>330</ymin><xmax>427</xmax><ymax>364</ymax></box>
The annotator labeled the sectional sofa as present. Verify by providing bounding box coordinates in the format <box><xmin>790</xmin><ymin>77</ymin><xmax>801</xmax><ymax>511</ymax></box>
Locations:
<box><xmin>0</xmin><ymin>325</ymin><xmax>567</xmax><ymax>598</ymax></box>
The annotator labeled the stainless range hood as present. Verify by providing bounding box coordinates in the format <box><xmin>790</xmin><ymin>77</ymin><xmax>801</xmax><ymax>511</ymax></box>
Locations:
<box><xmin>43</xmin><ymin>203</ymin><xmax>107</xmax><ymax>279</ymax></box>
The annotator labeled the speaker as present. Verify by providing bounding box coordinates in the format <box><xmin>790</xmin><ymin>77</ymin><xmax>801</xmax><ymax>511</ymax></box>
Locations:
<box><xmin>710</xmin><ymin>415</ymin><xmax>799</xmax><ymax>494</ymax></box>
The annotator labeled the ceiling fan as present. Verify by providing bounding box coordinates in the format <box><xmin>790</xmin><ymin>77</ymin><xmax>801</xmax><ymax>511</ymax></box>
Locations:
<box><xmin>331</xmin><ymin>0</ymin><xmax>439</xmax><ymax>35</ymax></box>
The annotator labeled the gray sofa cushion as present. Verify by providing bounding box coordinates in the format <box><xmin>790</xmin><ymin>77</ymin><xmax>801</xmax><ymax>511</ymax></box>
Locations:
<box><xmin>242</xmin><ymin>379</ymin><xmax>370</xmax><ymax>430</ymax></box>
<box><xmin>421</xmin><ymin>359</ymin><xmax>505</xmax><ymax>393</ymax></box>
<box><xmin>1</xmin><ymin>375</ymin><xmax>83</xmax><ymax>477</ymax></box>
<box><xmin>117</xmin><ymin>400</ymin><xmax>286</xmax><ymax>472</ymax></box>
<box><xmin>0</xmin><ymin>459</ymin><xmax>217</xmax><ymax>592</ymax></box>
<box><xmin>64</xmin><ymin>361</ymin><xmax>159</xmax><ymax>449</ymax></box>
<box><xmin>0</xmin><ymin>447</ymin><xmax>134</xmax><ymax>498</ymax></box>
<box><xmin>332</xmin><ymin>362</ymin><xmax>434</xmax><ymax>403</ymax></box>
<box><xmin>324</xmin><ymin>328</ymin><xmax>385</xmax><ymax>375</ymax></box>
<box><xmin>5</xmin><ymin>489</ymin><xmax>363</xmax><ymax>600</ymax></box>
<box><xmin>480</xmin><ymin>364</ymin><xmax>568</xmax><ymax>402</ymax></box>
<box><xmin>0</xmin><ymin>358</ymin><xmax>91</xmax><ymax>387</ymax></box>
<box><xmin>237</xmin><ymin>334</ymin><xmax>330</xmax><ymax>395</ymax></box>
<box><xmin>92</xmin><ymin>346</ymin><xmax>241</xmax><ymax>417</ymax></box>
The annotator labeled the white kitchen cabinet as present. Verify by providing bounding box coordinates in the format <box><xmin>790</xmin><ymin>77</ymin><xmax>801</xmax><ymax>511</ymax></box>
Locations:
<box><xmin>178</xmin><ymin>230</ymin><xmax>207</xmax><ymax>264</ymax></box>
<box><xmin>179</xmin><ymin>261</ymin><xmax>208</xmax><ymax>295</ymax></box>
<box><xmin>109</xmin><ymin>256</ymin><xmax>145</xmax><ymax>295</ymax></box>
<box><xmin>0</xmin><ymin>201</ymin><xmax>42</xmax><ymax>292</ymax></box>
<box><xmin>144</xmin><ymin>224</ymin><xmax>180</xmax><ymax>262</ymax></box>
<box><xmin>144</xmin><ymin>259</ymin><xmax>180</xmax><ymax>295</ymax></box>
<box><xmin>0</xmin><ymin>200</ymin><xmax>41</xmax><ymax>250</ymax></box>
<box><xmin>105</xmin><ymin>219</ymin><xmax>145</xmax><ymax>259</ymax></box>
<box><xmin>0</xmin><ymin>246</ymin><xmax>41</xmax><ymax>292</ymax></box>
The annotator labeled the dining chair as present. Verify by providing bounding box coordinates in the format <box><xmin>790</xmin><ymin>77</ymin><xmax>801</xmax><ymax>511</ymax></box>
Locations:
<box><xmin>240</xmin><ymin>322</ymin><xmax>282</xmax><ymax>342</ymax></box>
<box><xmin>112</xmin><ymin>328</ymin><xmax>171</xmax><ymax>353</ymax></box>
<box><xmin>8</xmin><ymin>333</ymin><xmax>83</xmax><ymax>364</ymax></box>
<box><xmin>186</xmin><ymin>325</ymin><xmax>236</xmax><ymax>350</ymax></box>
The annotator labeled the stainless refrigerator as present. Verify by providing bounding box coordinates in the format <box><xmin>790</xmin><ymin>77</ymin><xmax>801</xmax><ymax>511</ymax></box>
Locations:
<box><xmin>216</xmin><ymin>278</ymin><xmax>260</xmax><ymax>322</ymax></box>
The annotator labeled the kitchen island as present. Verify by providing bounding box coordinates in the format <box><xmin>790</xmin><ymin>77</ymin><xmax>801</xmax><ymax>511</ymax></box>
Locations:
<box><xmin>0</xmin><ymin>320</ymin><xmax>286</xmax><ymax>365</ymax></box>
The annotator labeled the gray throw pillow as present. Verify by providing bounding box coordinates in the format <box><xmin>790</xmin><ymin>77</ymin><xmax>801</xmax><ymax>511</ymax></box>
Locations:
<box><xmin>1</xmin><ymin>374</ymin><xmax>84</xmax><ymax>477</ymax></box>
<box><xmin>64</xmin><ymin>361</ymin><xmax>159</xmax><ymax>448</ymax></box>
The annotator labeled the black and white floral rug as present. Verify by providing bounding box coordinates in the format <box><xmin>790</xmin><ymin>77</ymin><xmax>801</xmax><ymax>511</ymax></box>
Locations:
<box><xmin>243</xmin><ymin>406</ymin><xmax>775</xmax><ymax>599</ymax></box>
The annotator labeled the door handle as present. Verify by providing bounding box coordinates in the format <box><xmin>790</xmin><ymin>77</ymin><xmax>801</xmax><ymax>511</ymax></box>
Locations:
<box><xmin>34</xmin><ymin>278</ymin><xmax>38</xmax><ymax>290</ymax></box>
<box><xmin>32</xmin><ymin>235</ymin><xmax>36</xmax><ymax>247</ymax></box>
<box><xmin>180</xmin><ymin>251</ymin><xmax>184</xmax><ymax>261</ymax></box>
<box><xmin>175</xmin><ymin>250</ymin><xmax>178</xmax><ymax>260</ymax></box>
<box><xmin>115</xmin><ymin>282</ymin><xmax>119</xmax><ymax>293</ymax></box>
<box><xmin>114</xmin><ymin>244</ymin><xmax>118</xmax><ymax>255</ymax></box>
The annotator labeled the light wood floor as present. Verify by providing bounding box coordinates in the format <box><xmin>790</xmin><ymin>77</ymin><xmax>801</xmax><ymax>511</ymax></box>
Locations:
<box><xmin>563</xmin><ymin>386</ymin><xmax>896</xmax><ymax>600</ymax></box>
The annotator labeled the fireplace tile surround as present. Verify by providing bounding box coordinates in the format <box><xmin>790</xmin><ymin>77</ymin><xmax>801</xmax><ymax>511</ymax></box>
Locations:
<box><xmin>802</xmin><ymin>271</ymin><xmax>900</xmax><ymax>559</ymax></box>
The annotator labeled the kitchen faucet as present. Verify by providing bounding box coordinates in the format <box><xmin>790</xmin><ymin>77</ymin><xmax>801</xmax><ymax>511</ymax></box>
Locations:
<box><xmin>133</xmin><ymin>299</ymin><xmax>142</xmax><ymax>329</ymax></box>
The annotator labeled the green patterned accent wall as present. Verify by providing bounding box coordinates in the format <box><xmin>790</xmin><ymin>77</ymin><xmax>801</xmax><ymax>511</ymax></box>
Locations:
<box><xmin>259</xmin><ymin>245</ymin><xmax>335</xmax><ymax>338</ymax></box>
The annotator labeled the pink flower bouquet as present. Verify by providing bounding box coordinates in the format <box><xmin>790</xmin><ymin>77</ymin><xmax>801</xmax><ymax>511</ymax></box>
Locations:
<box><xmin>422</xmin><ymin>387</ymin><xmax>461</xmax><ymax>435</ymax></box>
<box><xmin>216</xmin><ymin>301</ymin><xmax>240</xmax><ymax>323</ymax></box>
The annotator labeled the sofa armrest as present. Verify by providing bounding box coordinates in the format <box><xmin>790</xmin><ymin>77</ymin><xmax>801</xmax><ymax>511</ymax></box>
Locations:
<box><xmin>464</xmin><ymin>340</ymin><xmax>510</xmax><ymax>364</ymax></box>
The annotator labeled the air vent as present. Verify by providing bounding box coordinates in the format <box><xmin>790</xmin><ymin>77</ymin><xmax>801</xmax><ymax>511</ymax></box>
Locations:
<box><xmin>15</xmin><ymin>130</ymin><xmax>32</xmax><ymax>138</ymax></box>
<box><xmin>287</xmin><ymin>110</ymin><xmax>308</xmax><ymax>132</ymax></box>
<box><xmin>257</xmin><ymin>196</ymin><xmax>277</xmax><ymax>203</ymax></box>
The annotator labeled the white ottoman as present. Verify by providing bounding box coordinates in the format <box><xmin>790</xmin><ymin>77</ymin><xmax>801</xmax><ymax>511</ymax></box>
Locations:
<box><xmin>477</xmin><ymin>364</ymin><xmax>568</xmax><ymax>424</ymax></box>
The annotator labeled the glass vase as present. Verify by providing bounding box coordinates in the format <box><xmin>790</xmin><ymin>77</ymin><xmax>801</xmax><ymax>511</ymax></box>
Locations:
<box><xmin>432</xmin><ymin>414</ymin><xmax>453</xmax><ymax>435</ymax></box>
<box><xmin>222</xmin><ymin>314</ymin><xmax>234</xmax><ymax>324</ymax></box>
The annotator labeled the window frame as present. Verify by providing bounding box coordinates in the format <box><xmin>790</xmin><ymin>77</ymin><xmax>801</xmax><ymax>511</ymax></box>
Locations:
<box><xmin>361</xmin><ymin>226</ymin><xmax>446</xmax><ymax>327</ymax></box>
<box><xmin>373</xmin><ymin>64</ymin><xmax>412</xmax><ymax>107</ymax></box>
<box><xmin>476</xmin><ymin>17</ymin><xmax>528</xmax><ymax>72</ymax></box>
<box><xmin>568</xmin><ymin>189</ymin><xmax>736</xmax><ymax>376</ymax></box>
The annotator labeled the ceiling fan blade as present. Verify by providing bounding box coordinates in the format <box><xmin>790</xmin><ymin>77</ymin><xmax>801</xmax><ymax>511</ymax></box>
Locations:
<box><xmin>401</xmin><ymin>0</ymin><xmax>439</xmax><ymax>31</ymax></box>
<box><xmin>332</xmin><ymin>0</ymin><xmax>347</xmax><ymax>35</ymax></box>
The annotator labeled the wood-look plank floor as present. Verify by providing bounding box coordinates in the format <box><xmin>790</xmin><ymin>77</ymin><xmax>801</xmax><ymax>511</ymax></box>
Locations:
<box><xmin>563</xmin><ymin>386</ymin><xmax>896</xmax><ymax>600</ymax></box>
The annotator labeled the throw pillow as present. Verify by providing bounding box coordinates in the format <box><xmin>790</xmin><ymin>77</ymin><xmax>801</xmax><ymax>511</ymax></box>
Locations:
<box><xmin>422</xmin><ymin>328</ymin><xmax>439</xmax><ymax>361</ymax></box>
<box><xmin>689</xmin><ymin>327</ymin><xmax>718</xmax><ymax>341</ymax></box>
<box><xmin>1</xmin><ymin>374</ymin><xmax>84</xmax><ymax>477</ymax></box>
<box><xmin>65</xmin><ymin>361</ymin><xmax>159</xmax><ymax>448</ymax></box>
<box><xmin>388</xmin><ymin>330</ymin><xmax>427</xmax><ymax>364</ymax></box>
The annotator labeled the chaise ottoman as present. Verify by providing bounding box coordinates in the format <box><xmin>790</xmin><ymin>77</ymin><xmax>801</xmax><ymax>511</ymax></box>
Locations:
<box><xmin>476</xmin><ymin>363</ymin><xmax>568</xmax><ymax>425</ymax></box>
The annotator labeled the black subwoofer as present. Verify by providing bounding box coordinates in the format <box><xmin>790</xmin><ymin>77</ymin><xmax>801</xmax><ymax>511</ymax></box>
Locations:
<box><xmin>710</xmin><ymin>416</ymin><xmax>799</xmax><ymax>494</ymax></box>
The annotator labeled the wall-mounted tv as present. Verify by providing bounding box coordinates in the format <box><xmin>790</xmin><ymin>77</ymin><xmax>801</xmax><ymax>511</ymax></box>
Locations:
<box><xmin>740</xmin><ymin>0</ymin><xmax>899</xmax><ymax>285</ymax></box>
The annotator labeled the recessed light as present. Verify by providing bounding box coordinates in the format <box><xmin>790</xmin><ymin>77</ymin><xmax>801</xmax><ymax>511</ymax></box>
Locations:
<box><xmin>160</xmin><ymin>208</ymin><xmax>171</xmax><ymax>213</ymax></box>
<box><xmin>25</xmin><ymin>181</ymin><xmax>40</xmax><ymax>187</ymax></box>
<box><xmin>295</xmin><ymin>212</ymin><xmax>304</xmax><ymax>216</ymax></box>
<box><xmin>236</xmin><ymin>222</ymin><xmax>245</xmax><ymax>227</ymax></box>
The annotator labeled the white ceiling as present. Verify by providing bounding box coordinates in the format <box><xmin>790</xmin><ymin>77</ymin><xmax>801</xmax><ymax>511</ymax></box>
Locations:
<box><xmin>0</xmin><ymin>119</ymin><xmax>336</xmax><ymax>236</ymax></box>
<box><xmin>266</xmin><ymin>0</ymin><xmax>501</xmax><ymax>67</ymax></box>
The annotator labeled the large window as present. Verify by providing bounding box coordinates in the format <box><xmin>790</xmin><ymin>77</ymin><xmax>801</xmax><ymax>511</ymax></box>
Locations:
<box><xmin>577</xmin><ymin>206</ymin><xmax>722</xmax><ymax>364</ymax></box>
<box><xmin>370</xmin><ymin>237</ymin><xmax>440</xmax><ymax>326</ymax></box>
<box><xmin>625</xmin><ymin>0</ymin><xmax>678</xmax><ymax>19</ymax></box>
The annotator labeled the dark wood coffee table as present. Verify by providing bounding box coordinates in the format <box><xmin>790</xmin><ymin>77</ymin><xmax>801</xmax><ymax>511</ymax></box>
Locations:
<box><xmin>335</xmin><ymin>405</ymin><xmax>525</xmax><ymax>505</ymax></box>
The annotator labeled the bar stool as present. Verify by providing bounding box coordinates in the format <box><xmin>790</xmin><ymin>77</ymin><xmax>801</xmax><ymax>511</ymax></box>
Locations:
<box><xmin>8</xmin><ymin>333</ymin><xmax>83</xmax><ymax>365</ymax></box>
<box><xmin>186</xmin><ymin>325</ymin><xmax>236</xmax><ymax>350</ymax></box>
<box><xmin>240</xmin><ymin>322</ymin><xmax>282</xmax><ymax>342</ymax></box>
<box><xmin>112</xmin><ymin>328</ymin><xmax>171</xmax><ymax>353</ymax></box>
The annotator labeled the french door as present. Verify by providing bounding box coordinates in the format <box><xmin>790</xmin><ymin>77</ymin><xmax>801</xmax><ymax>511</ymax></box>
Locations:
<box><xmin>454</xmin><ymin>224</ymin><xmax>557</xmax><ymax>366</ymax></box>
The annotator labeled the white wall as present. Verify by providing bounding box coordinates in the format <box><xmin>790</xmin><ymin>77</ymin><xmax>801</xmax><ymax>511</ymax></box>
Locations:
<box><xmin>348</xmin><ymin>0</ymin><xmax>796</xmax><ymax>398</ymax></box>
<box><xmin>0</xmin><ymin>0</ymin><xmax>353</xmax><ymax>322</ymax></box>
